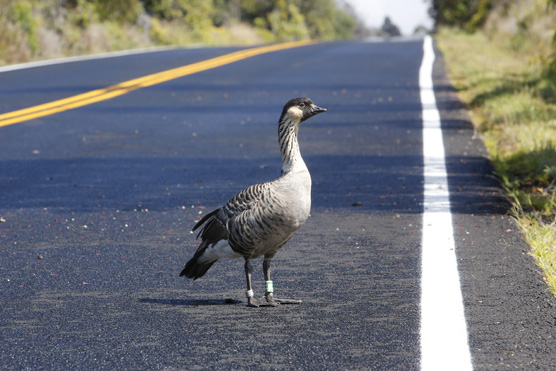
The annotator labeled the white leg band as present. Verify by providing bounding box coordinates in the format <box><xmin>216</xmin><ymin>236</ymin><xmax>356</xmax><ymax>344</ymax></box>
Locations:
<box><xmin>245</xmin><ymin>289</ymin><xmax>254</xmax><ymax>298</ymax></box>
<box><xmin>265</xmin><ymin>281</ymin><xmax>274</xmax><ymax>293</ymax></box>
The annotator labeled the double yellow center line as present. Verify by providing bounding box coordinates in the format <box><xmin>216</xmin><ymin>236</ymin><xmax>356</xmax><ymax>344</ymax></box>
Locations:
<box><xmin>0</xmin><ymin>40</ymin><xmax>318</xmax><ymax>128</ymax></box>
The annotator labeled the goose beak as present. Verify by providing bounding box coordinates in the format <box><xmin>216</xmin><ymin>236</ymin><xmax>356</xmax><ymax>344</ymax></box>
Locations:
<box><xmin>310</xmin><ymin>104</ymin><xmax>327</xmax><ymax>115</ymax></box>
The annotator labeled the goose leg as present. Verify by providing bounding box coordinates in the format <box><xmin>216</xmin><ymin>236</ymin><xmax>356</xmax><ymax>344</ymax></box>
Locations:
<box><xmin>263</xmin><ymin>258</ymin><xmax>302</xmax><ymax>305</ymax></box>
<box><xmin>244</xmin><ymin>259</ymin><xmax>278</xmax><ymax>307</ymax></box>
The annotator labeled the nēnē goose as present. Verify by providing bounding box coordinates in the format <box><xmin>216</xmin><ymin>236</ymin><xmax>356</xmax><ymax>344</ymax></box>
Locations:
<box><xmin>180</xmin><ymin>97</ymin><xmax>326</xmax><ymax>307</ymax></box>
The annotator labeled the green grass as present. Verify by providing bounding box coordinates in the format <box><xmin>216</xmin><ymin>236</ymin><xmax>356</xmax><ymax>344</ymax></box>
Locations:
<box><xmin>437</xmin><ymin>28</ymin><xmax>556</xmax><ymax>294</ymax></box>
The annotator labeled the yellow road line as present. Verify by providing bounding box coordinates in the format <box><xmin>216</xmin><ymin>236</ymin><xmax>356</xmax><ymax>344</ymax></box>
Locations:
<box><xmin>0</xmin><ymin>40</ymin><xmax>319</xmax><ymax>128</ymax></box>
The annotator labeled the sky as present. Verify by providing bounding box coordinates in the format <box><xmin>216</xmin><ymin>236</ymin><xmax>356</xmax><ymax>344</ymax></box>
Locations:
<box><xmin>344</xmin><ymin>0</ymin><xmax>434</xmax><ymax>36</ymax></box>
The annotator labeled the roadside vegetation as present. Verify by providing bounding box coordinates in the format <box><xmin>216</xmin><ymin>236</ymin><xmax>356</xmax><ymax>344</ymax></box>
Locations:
<box><xmin>433</xmin><ymin>0</ymin><xmax>556</xmax><ymax>294</ymax></box>
<box><xmin>0</xmin><ymin>0</ymin><xmax>360</xmax><ymax>66</ymax></box>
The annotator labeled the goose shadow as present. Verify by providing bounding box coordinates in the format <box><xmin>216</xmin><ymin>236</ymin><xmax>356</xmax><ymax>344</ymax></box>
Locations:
<box><xmin>139</xmin><ymin>298</ymin><xmax>242</xmax><ymax>306</ymax></box>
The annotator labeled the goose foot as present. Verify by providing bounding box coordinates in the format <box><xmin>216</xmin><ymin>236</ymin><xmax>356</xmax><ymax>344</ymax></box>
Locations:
<box><xmin>245</xmin><ymin>294</ymin><xmax>301</xmax><ymax>307</ymax></box>
<box><xmin>247</xmin><ymin>295</ymin><xmax>279</xmax><ymax>308</ymax></box>
<box><xmin>265</xmin><ymin>292</ymin><xmax>302</xmax><ymax>305</ymax></box>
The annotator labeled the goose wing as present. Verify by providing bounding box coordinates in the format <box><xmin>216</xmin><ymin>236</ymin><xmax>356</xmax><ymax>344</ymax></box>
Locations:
<box><xmin>192</xmin><ymin>182</ymin><xmax>272</xmax><ymax>245</ymax></box>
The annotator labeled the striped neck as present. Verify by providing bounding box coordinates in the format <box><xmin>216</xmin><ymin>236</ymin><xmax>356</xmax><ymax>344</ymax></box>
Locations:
<box><xmin>278</xmin><ymin>118</ymin><xmax>306</xmax><ymax>174</ymax></box>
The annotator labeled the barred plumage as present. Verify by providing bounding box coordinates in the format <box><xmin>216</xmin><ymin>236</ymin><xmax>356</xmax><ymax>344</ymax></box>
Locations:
<box><xmin>180</xmin><ymin>97</ymin><xmax>326</xmax><ymax>307</ymax></box>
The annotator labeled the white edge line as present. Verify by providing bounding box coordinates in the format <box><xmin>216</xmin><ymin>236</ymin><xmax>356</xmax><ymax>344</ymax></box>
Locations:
<box><xmin>0</xmin><ymin>46</ymin><xmax>179</xmax><ymax>73</ymax></box>
<box><xmin>419</xmin><ymin>35</ymin><xmax>473</xmax><ymax>371</ymax></box>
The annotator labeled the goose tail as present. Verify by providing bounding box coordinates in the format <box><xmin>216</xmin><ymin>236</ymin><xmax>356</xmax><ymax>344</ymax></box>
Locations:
<box><xmin>180</xmin><ymin>240</ymin><xmax>241</xmax><ymax>280</ymax></box>
<box><xmin>180</xmin><ymin>241</ymin><xmax>215</xmax><ymax>280</ymax></box>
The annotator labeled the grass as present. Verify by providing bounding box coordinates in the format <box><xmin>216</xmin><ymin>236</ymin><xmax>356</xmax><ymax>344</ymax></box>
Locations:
<box><xmin>0</xmin><ymin>0</ymin><xmax>358</xmax><ymax>67</ymax></box>
<box><xmin>436</xmin><ymin>28</ymin><xmax>556</xmax><ymax>295</ymax></box>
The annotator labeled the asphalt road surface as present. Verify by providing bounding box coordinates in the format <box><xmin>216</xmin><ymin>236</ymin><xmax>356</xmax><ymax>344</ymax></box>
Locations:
<box><xmin>1</xmin><ymin>39</ymin><xmax>556</xmax><ymax>370</ymax></box>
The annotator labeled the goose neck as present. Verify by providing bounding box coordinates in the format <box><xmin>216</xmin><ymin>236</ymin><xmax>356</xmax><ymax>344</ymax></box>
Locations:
<box><xmin>279</xmin><ymin>119</ymin><xmax>306</xmax><ymax>174</ymax></box>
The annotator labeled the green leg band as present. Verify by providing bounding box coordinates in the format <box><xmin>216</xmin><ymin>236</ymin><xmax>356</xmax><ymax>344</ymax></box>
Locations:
<box><xmin>265</xmin><ymin>281</ymin><xmax>274</xmax><ymax>293</ymax></box>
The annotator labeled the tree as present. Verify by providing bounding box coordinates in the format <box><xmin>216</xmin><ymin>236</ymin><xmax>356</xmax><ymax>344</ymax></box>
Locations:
<box><xmin>380</xmin><ymin>16</ymin><xmax>401</xmax><ymax>37</ymax></box>
<box><xmin>430</xmin><ymin>0</ymin><xmax>491</xmax><ymax>32</ymax></box>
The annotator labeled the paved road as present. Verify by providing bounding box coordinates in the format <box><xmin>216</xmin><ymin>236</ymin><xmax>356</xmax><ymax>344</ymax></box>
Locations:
<box><xmin>0</xmin><ymin>39</ymin><xmax>555</xmax><ymax>370</ymax></box>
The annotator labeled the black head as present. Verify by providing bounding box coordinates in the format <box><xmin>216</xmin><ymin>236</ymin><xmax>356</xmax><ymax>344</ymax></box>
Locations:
<box><xmin>280</xmin><ymin>97</ymin><xmax>327</xmax><ymax>123</ymax></box>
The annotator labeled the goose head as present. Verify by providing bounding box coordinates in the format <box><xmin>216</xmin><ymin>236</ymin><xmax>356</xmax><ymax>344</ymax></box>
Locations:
<box><xmin>279</xmin><ymin>97</ymin><xmax>327</xmax><ymax>124</ymax></box>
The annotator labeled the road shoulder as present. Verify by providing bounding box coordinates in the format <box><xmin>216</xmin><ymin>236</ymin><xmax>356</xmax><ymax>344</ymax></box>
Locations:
<box><xmin>433</xmin><ymin>39</ymin><xmax>556</xmax><ymax>369</ymax></box>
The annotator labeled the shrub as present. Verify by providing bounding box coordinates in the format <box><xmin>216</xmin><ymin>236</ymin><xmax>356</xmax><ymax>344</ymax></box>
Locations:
<box><xmin>10</xmin><ymin>0</ymin><xmax>38</xmax><ymax>54</ymax></box>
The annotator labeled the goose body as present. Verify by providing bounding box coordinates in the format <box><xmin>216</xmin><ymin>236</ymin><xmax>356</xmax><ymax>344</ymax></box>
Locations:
<box><xmin>180</xmin><ymin>97</ymin><xmax>326</xmax><ymax>307</ymax></box>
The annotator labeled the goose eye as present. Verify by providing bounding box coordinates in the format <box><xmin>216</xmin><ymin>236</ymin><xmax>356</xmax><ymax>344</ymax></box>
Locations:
<box><xmin>299</xmin><ymin>102</ymin><xmax>306</xmax><ymax>108</ymax></box>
